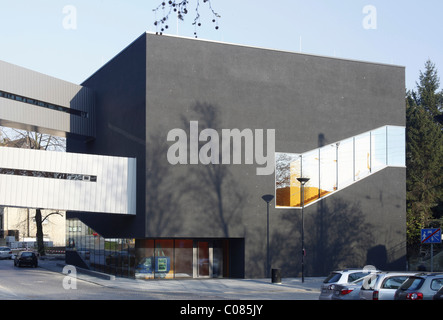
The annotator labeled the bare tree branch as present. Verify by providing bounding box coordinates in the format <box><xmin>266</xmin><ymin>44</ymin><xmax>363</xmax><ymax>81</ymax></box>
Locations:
<box><xmin>153</xmin><ymin>0</ymin><xmax>221</xmax><ymax>38</ymax></box>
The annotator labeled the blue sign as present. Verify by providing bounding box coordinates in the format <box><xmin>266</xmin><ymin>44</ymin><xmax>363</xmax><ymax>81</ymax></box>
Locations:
<box><xmin>421</xmin><ymin>228</ymin><xmax>442</xmax><ymax>244</ymax></box>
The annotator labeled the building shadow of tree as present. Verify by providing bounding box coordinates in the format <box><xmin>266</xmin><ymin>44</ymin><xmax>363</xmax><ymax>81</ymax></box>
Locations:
<box><xmin>145</xmin><ymin>132</ymin><xmax>185</xmax><ymax>236</ymax></box>
<box><xmin>308</xmin><ymin>197</ymin><xmax>375</xmax><ymax>276</ymax></box>
<box><xmin>176</xmin><ymin>102</ymin><xmax>246</xmax><ymax>238</ymax></box>
<box><xmin>248</xmin><ymin>197</ymin><xmax>375</xmax><ymax>278</ymax></box>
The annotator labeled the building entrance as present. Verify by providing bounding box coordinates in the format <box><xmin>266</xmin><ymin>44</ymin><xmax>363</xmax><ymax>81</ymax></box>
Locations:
<box><xmin>197</xmin><ymin>241</ymin><xmax>210</xmax><ymax>277</ymax></box>
<box><xmin>195</xmin><ymin>240</ymin><xmax>226</xmax><ymax>278</ymax></box>
<box><xmin>66</xmin><ymin>218</ymin><xmax>240</xmax><ymax>279</ymax></box>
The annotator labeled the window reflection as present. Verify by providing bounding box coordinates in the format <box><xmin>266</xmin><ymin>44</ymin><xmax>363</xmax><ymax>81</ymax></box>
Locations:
<box><xmin>275</xmin><ymin>125</ymin><xmax>405</xmax><ymax>208</ymax></box>
<box><xmin>338</xmin><ymin>138</ymin><xmax>354</xmax><ymax>190</ymax></box>
<box><xmin>67</xmin><ymin>219</ymin><xmax>229</xmax><ymax>279</ymax></box>
<box><xmin>275</xmin><ymin>153</ymin><xmax>299</xmax><ymax>207</ymax></box>
<box><xmin>387</xmin><ymin>126</ymin><xmax>405</xmax><ymax>167</ymax></box>
<box><xmin>371</xmin><ymin>127</ymin><xmax>387</xmax><ymax>171</ymax></box>
<box><xmin>66</xmin><ymin>218</ymin><xmax>135</xmax><ymax>278</ymax></box>
<box><xmin>354</xmin><ymin>133</ymin><xmax>371</xmax><ymax>181</ymax></box>
<box><xmin>175</xmin><ymin>240</ymin><xmax>193</xmax><ymax>278</ymax></box>
<box><xmin>319</xmin><ymin>144</ymin><xmax>337</xmax><ymax>193</ymax></box>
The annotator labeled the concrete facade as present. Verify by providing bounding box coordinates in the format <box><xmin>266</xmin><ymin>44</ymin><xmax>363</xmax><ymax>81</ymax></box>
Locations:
<box><xmin>67</xmin><ymin>33</ymin><xmax>406</xmax><ymax>278</ymax></box>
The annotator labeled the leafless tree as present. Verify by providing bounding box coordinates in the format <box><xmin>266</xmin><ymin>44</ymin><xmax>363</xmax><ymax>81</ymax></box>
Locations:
<box><xmin>153</xmin><ymin>0</ymin><xmax>221</xmax><ymax>38</ymax></box>
<box><xmin>0</xmin><ymin>126</ymin><xmax>65</xmax><ymax>255</ymax></box>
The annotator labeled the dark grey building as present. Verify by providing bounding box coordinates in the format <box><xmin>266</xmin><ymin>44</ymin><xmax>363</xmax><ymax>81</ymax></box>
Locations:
<box><xmin>63</xmin><ymin>32</ymin><xmax>406</xmax><ymax>279</ymax></box>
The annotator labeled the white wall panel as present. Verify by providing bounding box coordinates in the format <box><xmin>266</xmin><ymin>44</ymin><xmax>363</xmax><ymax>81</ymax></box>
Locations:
<box><xmin>0</xmin><ymin>60</ymin><xmax>95</xmax><ymax>138</ymax></box>
<box><xmin>0</xmin><ymin>147</ymin><xmax>136</xmax><ymax>215</ymax></box>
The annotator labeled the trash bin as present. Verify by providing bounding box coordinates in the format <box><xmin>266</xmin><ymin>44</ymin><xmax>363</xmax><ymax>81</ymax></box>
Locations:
<box><xmin>271</xmin><ymin>268</ymin><xmax>281</xmax><ymax>284</ymax></box>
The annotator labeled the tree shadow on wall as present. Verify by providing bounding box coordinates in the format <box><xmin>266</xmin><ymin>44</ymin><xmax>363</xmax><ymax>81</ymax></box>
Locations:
<box><xmin>262</xmin><ymin>197</ymin><xmax>374</xmax><ymax>278</ymax></box>
<box><xmin>178</xmin><ymin>102</ymin><xmax>246</xmax><ymax>237</ymax></box>
<box><xmin>145</xmin><ymin>133</ymin><xmax>184</xmax><ymax>236</ymax></box>
<box><xmin>310</xmin><ymin>198</ymin><xmax>375</xmax><ymax>276</ymax></box>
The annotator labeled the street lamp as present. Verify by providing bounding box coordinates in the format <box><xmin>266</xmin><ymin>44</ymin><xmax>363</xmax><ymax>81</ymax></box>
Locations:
<box><xmin>262</xmin><ymin>194</ymin><xmax>274</xmax><ymax>278</ymax></box>
<box><xmin>297</xmin><ymin>177</ymin><xmax>309</xmax><ymax>283</ymax></box>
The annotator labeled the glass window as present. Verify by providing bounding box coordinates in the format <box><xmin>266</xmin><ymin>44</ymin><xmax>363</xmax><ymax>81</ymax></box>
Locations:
<box><xmin>348</xmin><ymin>272</ymin><xmax>370</xmax><ymax>282</ymax></box>
<box><xmin>275</xmin><ymin>153</ymin><xmax>299</xmax><ymax>207</ymax></box>
<box><xmin>400</xmin><ymin>277</ymin><xmax>424</xmax><ymax>291</ymax></box>
<box><xmin>382</xmin><ymin>276</ymin><xmax>408</xmax><ymax>289</ymax></box>
<box><xmin>155</xmin><ymin>240</ymin><xmax>173</xmax><ymax>279</ymax></box>
<box><xmin>96</xmin><ymin>233</ymin><xmax>105</xmax><ymax>273</ymax></box>
<box><xmin>387</xmin><ymin>126</ymin><xmax>405</xmax><ymax>167</ymax></box>
<box><xmin>431</xmin><ymin>278</ymin><xmax>443</xmax><ymax>291</ymax></box>
<box><xmin>0</xmin><ymin>89</ymin><xmax>88</xmax><ymax>118</ymax></box>
<box><xmin>354</xmin><ymin>133</ymin><xmax>371</xmax><ymax>181</ymax></box>
<box><xmin>213</xmin><ymin>240</ymin><xmax>228</xmax><ymax>278</ymax></box>
<box><xmin>301</xmin><ymin>150</ymin><xmax>320</xmax><ymax>205</ymax></box>
<box><xmin>135</xmin><ymin>240</ymin><xmax>155</xmax><ymax>279</ymax></box>
<box><xmin>319</xmin><ymin>144</ymin><xmax>337</xmax><ymax>195</ymax></box>
<box><xmin>198</xmin><ymin>241</ymin><xmax>210</xmax><ymax>277</ymax></box>
<box><xmin>337</xmin><ymin>138</ymin><xmax>354</xmax><ymax>190</ymax></box>
<box><xmin>323</xmin><ymin>272</ymin><xmax>341</xmax><ymax>283</ymax></box>
<box><xmin>371</xmin><ymin>127</ymin><xmax>387</xmax><ymax>171</ymax></box>
<box><xmin>289</xmin><ymin>155</ymin><xmax>302</xmax><ymax>206</ymax></box>
<box><xmin>174</xmin><ymin>239</ymin><xmax>193</xmax><ymax>278</ymax></box>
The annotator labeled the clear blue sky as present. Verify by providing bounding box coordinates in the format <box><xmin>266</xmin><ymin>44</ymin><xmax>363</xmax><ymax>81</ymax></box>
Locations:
<box><xmin>0</xmin><ymin>0</ymin><xmax>441</xmax><ymax>92</ymax></box>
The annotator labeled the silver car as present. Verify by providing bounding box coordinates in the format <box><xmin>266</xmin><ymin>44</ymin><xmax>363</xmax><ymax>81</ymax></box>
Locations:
<box><xmin>331</xmin><ymin>277</ymin><xmax>368</xmax><ymax>300</ymax></box>
<box><xmin>0</xmin><ymin>247</ymin><xmax>12</xmax><ymax>259</ymax></box>
<box><xmin>359</xmin><ymin>272</ymin><xmax>418</xmax><ymax>300</ymax></box>
<box><xmin>395</xmin><ymin>273</ymin><xmax>443</xmax><ymax>300</ymax></box>
<box><xmin>319</xmin><ymin>268</ymin><xmax>379</xmax><ymax>300</ymax></box>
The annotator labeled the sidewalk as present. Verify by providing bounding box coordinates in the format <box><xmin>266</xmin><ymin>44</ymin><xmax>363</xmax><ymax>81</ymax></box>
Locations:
<box><xmin>38</xmin><ymin>256</ymin><xmax>323</xmax><ymax>300</ymax></box>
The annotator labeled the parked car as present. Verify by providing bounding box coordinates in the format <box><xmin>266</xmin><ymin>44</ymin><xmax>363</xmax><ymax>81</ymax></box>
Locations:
<box><xmin>14</xmin><ymin>251</ymin><xmax>38</xmax><ymax>268</ymax></box>
<box><xmin>394</xmin><ymin>273</ymin><xmax>443</xmax><ymax>300</ymax></box>
<box><xmin>359</xmin><ymin>272</ymin><xmax>418</xmax><ymax>300</ymax></box>
<box><xmin>319</xmin><ymin>268</ymin><xmax>379</xmax><ymax>300</ymax></box>
<box><xmin>0</xmin><ymin>247</ymin><xmax>12</xmax><ymax>259</ymax></box>
<box><xmin>433</xmin><ymin>285</ymin><xmax>443</xmax><ymax>300</ymax></box>
<box><xmin>331</xmin><ymin>276</ymin><xmax>368</xmax><ymax>300</ymax></box>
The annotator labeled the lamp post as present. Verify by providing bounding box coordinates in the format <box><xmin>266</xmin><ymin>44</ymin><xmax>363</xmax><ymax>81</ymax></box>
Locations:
<box><xmin>262</xmin><ymin>194</ymin><xmax>274</xmax><ymax>278</ymax></box>
<box><xmin>297</xmin><ymin>177</ymin><xmax>309</xmax><ymax>283</ymax></box>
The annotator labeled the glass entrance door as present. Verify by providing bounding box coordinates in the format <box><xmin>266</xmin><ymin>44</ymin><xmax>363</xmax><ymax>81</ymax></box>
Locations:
<box><xmin>197</xmin><ymin>241</ymin><xmax>210</xmax><ymax>277</ymax></box>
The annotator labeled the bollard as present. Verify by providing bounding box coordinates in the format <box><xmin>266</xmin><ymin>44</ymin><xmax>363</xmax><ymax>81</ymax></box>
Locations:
<box><xmin>271</xmin><ymin>268</ymin><xmax>281</xmax><ymax>284</ymax></box>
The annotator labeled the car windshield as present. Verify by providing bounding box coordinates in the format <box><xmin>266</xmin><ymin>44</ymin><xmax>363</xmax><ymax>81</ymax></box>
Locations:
<box><xmin>381</xmin><ymin>276</ymin><xmax>409</xmax><ymax>289</ymax></box>
<box><xmin>351</xmin><ymin>277</ymin><xmax>366</xmax><ymax>285</ymax></box>
<box><xmin>323</xmin><ymin>272</ymin><xmax>342</xmax><ymax>283</ymax></box>
<box><xmin>400</xmin><ymin>277</ymin><xmax>424</xmax><ymax>291</ymax></box>
<box><xmin>21</xmin><ymin>252</ymin><xmax>33</xmax><ymax>257</ymax></box>
<box><xmin>348</xmin><ymin>272</ymin><xmax>371</xmax><ymax>282</ymax></box>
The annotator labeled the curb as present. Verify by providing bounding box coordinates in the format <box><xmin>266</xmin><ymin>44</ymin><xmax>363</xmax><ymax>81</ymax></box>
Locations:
<box><xmin>55</xmin><ymin>263</ymin><xmax>116</xmax><ymax>280</ymax></box>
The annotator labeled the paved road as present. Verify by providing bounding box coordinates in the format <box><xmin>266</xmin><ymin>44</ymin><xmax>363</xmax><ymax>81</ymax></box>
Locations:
<box><xmin>0</xmin><ymin>257</ymin><xmax>323</xmax><ymax>300</ymax></box>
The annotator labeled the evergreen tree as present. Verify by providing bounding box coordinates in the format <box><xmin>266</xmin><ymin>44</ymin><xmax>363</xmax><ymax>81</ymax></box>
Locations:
<box><xmin>406</xmin><ymin>60</ymin><xmax>443</xmax><ymax>253</ymax></box>
<box><xmin>415</xmin><ymin>60</ymin><xmax>443</xmax><ymax>118</ymax></box>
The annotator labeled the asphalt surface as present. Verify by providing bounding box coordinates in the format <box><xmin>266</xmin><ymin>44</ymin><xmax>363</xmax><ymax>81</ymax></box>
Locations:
<box><xmin>38</xmin><ymin>255</ymin><xmax>324</xmax><ymax>300</ymax></box>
